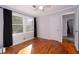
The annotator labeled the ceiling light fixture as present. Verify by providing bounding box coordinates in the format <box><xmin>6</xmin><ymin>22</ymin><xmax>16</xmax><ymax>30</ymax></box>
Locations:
<box><xmin>38</xmin><ymin>6</ymin><xmax>44</xmax><ymax>10</ymax></box>
<box><xmin>32</xmin><ymin>5</ymin><xmax>51</xmax><ymax>11</ymax></box>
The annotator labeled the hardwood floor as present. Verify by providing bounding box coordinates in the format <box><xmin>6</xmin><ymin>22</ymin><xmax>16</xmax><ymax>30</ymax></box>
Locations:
<box><xmin>62</xmin><ymin>39</ymin><xmax>77</xmax><ymax>54</ymax></box>
<box><xmin>5</xmin><ymin>39</ymin><xmax>33</xmax><ymax>54</ymax></box>
<box><xmin>5</xmin><ymin>38</ymin><xmax>77</xmax><ymax>54</ymax></box>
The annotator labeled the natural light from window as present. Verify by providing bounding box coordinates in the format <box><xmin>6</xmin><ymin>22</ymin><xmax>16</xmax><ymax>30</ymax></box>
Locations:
<box><xmin>18</xmin><ymin>44</ymin><xmax>32</xmax><ymax>54</ymax></box>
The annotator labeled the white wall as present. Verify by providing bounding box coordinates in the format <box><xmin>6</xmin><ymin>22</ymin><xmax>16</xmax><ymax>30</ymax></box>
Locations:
<box><xmin>0</xmin><ymin>8</ymin><xmax>3</xmax><ymax>53</ymax></box>
<box><xmin>13</xmin><ymin>32</ymin><xmax>34</xmax><ymax>45</ymax></box>
<box><xmin>75</xmin><ymin>7</ymin><xmax>79</xmax><ymax>51</ymax></box>
<box><xmin>37</xmin><ymin>16</ymin><xmax>50</xmax><ymax>39</ymax></box>
<box><xmin>37</xmin><ymin>13</ymin><xmax>62</xmax><ymax>42</ymax></box>
<box><xmin>37</xmin><ymin>6</ymin><xmax>77</xmax><ymax>42</ymax></box>
<box><xmin>0</xmin><ymin>8</ymin><xmax>3</xmax><ymax>48</ymax></box>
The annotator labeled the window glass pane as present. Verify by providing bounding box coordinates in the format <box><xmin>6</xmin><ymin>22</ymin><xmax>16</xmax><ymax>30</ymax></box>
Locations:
<box><xmin>12</xmin><ymin>13</ymin><xmax>34</xmax><ymax>33</ymax></box>
<box><xmin>26</xmin><ymin>19</ymin><xmax>34</xmax><ymax>32</ymax></box>
<box><xmin>12</xmin><ymin>25</ymin><xmax>23</xmax><ymax>33</ymax></box>
<box><xmin>12</xmin><ymin>15</ymin><xmax>23</xmax><ymax>24</ymax></box>
<box><xmin>26</xmin><ymin>24</ymin><xmax>33</xmax><ymax>31</ymax></box>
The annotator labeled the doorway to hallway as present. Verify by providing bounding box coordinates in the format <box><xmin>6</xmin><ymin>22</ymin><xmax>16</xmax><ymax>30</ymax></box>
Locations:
<box><xmin>62</xmin><ymin>13</ymin><xmax>75</xmax><ymax>43</ymax></box>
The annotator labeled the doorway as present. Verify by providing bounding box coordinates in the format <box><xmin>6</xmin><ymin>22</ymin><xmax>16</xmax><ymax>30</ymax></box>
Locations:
<box><xmin>63</xmin><ymin>13</ymin><xmax>75</xmax><ymax>43</ymax></box>
<box><xmin>67</xmin><ymin>19</ymin><xmax>74</xmax><ymax>37</ymax></box>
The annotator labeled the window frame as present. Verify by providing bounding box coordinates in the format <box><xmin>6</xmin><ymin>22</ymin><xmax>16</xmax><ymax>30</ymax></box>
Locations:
<box><xmin>12</xmin><ymin>12</ymin><xmax>24</xmax><ymax>34</ymax></box>
<box><xmin>12</xmin><ymin>12</ymin><xmax>34</xmax><ymax>35</ymax></box>
<box><xmin>23</xmin><ymin>16</ymin><xmax>34</xmax><ymax>33</ymax></box>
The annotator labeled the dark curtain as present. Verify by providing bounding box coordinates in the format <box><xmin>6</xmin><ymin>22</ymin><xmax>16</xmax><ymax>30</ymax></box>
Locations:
<box><xmin>34</xmin><ymin>17</ymin><xmax>37</xmax><ymax>37</ymax></box>
<box><xmin>67</xmin><ymin>21</ymin><xmax>70</xmax><ymax>35</ymax></box>
<box><xmin>3</xmin><ymin>9</ymin><xmax>13</xmax><ymax>47</ymax></box>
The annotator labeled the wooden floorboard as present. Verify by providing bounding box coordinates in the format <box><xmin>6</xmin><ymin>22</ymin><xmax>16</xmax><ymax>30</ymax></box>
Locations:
<box><xmin>5</xmin><ymin>39</ymin><xmax>33</xmax><ymax>54</ymax></box>
<box><xmin>5</xmin><ymin>38</ymin><xmax>77</xmax><ymax>54</ymax></box>
<box><xmin>62</xmin><ymin>39</ymin><xmax>77</xmax><ymax>54</ymax></box>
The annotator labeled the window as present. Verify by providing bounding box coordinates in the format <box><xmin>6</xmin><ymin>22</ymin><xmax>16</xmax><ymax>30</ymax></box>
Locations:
<box><xmin>12</xmin><ymin>12</ymin><xmax>34</xmax><ymax>34</ymax></box>
<box><xmin>12</xmin><ymin>15</ymin><xmax>23</xmax><ymax>33</ymax></box>
<box><xmin>26</xmin><ymin>20</ymin><xmax>33</xmax><ymax>32</ymax></box>
<box><xmin>24</xmin><ymin>17</ymin><xmax>34</xmax><ymax>32</ymax></box>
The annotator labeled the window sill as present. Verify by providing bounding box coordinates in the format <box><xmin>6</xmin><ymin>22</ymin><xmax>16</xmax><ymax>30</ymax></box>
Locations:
<box><xmin>13</xmin><ymin>31</ymin><xmax>34</xmax><ymax>36</ymax></box>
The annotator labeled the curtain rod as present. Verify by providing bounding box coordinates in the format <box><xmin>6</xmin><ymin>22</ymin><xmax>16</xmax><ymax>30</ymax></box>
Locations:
<box><xmin>0</xmin><ymin>7</ymin><xmax>35</xmax><ymax>18</ymax></box>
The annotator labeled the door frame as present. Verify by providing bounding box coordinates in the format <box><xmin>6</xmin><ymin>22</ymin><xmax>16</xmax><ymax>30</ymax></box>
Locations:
<box><xmin>62</xmin><ymin>11</ymin><xmax>79</xmax><ymax>51</ymax></box>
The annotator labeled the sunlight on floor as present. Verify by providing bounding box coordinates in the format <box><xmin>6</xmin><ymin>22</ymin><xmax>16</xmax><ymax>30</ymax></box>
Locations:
<box><xmin>18</xmin><ymin>44</ymin><xmax>32</xmax><ymax>54</ymax></box>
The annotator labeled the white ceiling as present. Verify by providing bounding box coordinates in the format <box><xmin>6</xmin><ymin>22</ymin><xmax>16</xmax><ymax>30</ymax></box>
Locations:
<box><xmin>1</xmin><ymin>5</ymin><xmax>77</xmax><ymax>17</ymax></box>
